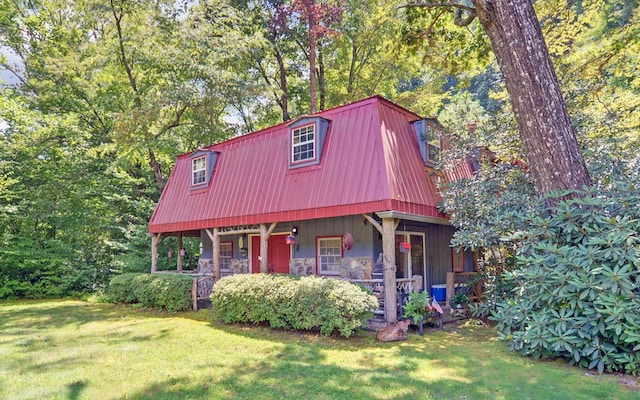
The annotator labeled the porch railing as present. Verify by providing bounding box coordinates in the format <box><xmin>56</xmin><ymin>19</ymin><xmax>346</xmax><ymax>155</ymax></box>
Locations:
<box><xmin>445</xmin><ymin>272</ymin><xmax>483</xmax><ymax>308</ymax></box>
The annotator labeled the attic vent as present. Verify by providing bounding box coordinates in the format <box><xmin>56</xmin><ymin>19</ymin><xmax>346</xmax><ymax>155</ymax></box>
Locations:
<box><xmin>412</xmin><ymin>119</ymin><xmax>442</xmax><ymax>166</ymax></box>
<box><xmin>190</xmin><ymin>150</ymin><xmax>219</xmax><ymax>188</ymax></box>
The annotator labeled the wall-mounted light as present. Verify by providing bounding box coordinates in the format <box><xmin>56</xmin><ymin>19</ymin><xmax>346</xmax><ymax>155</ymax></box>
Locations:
<box><xmin>239</xmin><ymin>234</ymin><xmax>248</xmax><ymax>251</ymax></box>
<box><xmin>291</xmin><ymin>226</ymin><xmax>299</xmax><ymax>236</ymax></box>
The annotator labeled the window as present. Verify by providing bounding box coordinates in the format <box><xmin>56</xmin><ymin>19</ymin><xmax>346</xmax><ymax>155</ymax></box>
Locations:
<box><xmin>192</xmin><ymin>156</ymin><xmax>206</xmax><ymax>185</ymax></box>
<box><xmin>426</xmin><ymin>126</ymin><xmax>441</xmax><ymax>164</ymax></box>
<box><xmin>317</xmin><ymin>237</ymin><xmax>342</xmax><ymax>275</ymax></box>
<box><xmin>291</xmin><ymin>124</ymin><xmax>315</xmax><ymax>163</ymax></box>
<box><xmin>220</xmin><ymin>242</ymin><xmax>232</xmax><ymax>270</ymax></box>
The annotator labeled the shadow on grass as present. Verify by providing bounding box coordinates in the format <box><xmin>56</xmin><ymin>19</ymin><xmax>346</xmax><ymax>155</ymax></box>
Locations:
<box><xmin>0</xmin><ymin>300</ymin><xmax>153</xmax><ymax>331</ymax></box>
<box><xmin>67</xmin><ymin>379</ymin><xmax>86</xmax><ymax>400</ymax></box>
<box><xmin>113</xmin><ymin>341</ymin><xmax>544</xmax><ymax>400</ymax></box>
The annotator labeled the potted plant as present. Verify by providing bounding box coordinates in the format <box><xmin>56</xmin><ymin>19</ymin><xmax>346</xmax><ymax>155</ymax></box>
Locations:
<box><xmin>449</xmin><ymin>291</ymin><xmax>469</xmax><ymax>316</ymax></box>
<box><xmin>402</xmin><ymin>291</ymin><xmax>443</xmax><ymax>335</ymax></box>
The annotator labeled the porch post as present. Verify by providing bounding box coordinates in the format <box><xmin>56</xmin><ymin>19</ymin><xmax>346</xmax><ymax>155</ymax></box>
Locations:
<box><xmin>177</xmin><ymin>233</ymin><xmax>183</xmax><ymax>272</ymax></box>
<box><xmin>151</xmin><ymin>234</ymin><xmax>159</xmax><ymax>273</ymax></box>
<box><xmin>212</xmin><ymin>227</ymin><xmax>220</xmax><ymax>281</ymax></box>
<box><xmin>259</xmin><ymin>224</ymin><xmax>268</xmax><ymax>273</ymax></box>
<box><xmin>259</xmin><ymin>222</ymin><xmax>278</xmax><ymax>273</ymax></box>
<box><xmin>382</xmin><ymin>217</ymin><xmax>398</xmax><ymax>323</ymax></box>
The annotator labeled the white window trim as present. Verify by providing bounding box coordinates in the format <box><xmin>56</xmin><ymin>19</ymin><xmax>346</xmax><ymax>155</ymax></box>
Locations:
<box><xmin>290</xmin><ymin>123</ymin><xmax>317</xmax><ymax>165</ymax></box>
<box><xmin>192</xmin><ymin>156</ymin><xmax>206</xmax><ymax>186</ymax></box>
<box><xmin>220</xmin><ymin>241</ymin><xmax>232</xmax><ymax>271</ymax></box>
<box><xmin>317</xmin><ymin>236</ymin><xmax>342</xmax><ymax>276</ymax></box>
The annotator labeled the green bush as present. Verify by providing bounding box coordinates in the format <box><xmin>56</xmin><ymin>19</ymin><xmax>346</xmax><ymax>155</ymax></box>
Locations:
<box><xmin>211</xmin><ymin>274</ymin><xmax>379</xmax><ymax>337</ymax></box>
<box><xmin>491</xmin><ymin>183</ymin><xmax>640</xmax><ymax>374</ymax></box>
<box><xmin>108</xmin><ymin>273</ymin><xmax>194</xmax><ymax>312</ymax></box>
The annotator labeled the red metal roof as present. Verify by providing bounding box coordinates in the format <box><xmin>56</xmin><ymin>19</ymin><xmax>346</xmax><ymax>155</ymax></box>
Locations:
<box><xmin>149</xmin><ymin>96</ymin><xmax>472</xmax><ymax>233</ymax></box>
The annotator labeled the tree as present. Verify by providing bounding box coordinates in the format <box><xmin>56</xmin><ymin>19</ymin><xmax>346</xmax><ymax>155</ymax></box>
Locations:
<box><xmin>404</xmin><ymin>0</ymin><xmax>592</xmax><ymax>196</ymax></box>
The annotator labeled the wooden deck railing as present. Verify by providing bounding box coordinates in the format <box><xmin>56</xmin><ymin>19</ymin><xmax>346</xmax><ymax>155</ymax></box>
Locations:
<box><xmin>445</xmin><ymin>272</ymin><xmax>483</xmax><ymax>308</ymax></box>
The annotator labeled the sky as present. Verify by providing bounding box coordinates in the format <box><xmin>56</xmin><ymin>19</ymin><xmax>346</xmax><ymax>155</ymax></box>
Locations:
<box><xmin>1</xmin><ymin>46</ymin><xmax>21</xmax><ymax>86</ymax></box>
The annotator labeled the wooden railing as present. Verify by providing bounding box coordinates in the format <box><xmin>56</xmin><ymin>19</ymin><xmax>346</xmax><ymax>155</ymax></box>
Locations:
<box><xmin>192</xmin><ymin>275</ymin><xmax>214</xmax><ymax>311</ymax></box>
<box><xmin>445</xmin><ymin>272</ymin><xmax>483</xmax><ymax>308</ymax></box>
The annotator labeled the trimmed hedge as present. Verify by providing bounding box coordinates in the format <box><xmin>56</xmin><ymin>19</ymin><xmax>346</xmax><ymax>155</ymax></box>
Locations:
<box><xmin>108</xmin><ymin>273</ymin><xmax>194</xmax><ymax>312</ymax></box>
<box><xmin>211</xmin><ymin>274</ymin><xmax>379</xmax><ymax>337</ymax></box>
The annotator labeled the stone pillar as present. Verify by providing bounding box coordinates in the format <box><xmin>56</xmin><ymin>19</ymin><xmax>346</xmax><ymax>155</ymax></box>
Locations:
<box><xmin>212</xmin><ymin>227</ymin><xmax>220</xmax><ymax>281</ymax></box>
<box><xmin>382</xmin><ymin>218</ymin><xmax>398</xmax><ymax>323</ymax></box>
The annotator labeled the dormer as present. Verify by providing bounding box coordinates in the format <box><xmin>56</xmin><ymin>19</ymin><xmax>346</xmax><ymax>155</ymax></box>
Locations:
<box><xmin>287</xmin><ymin>116</ymin><xmax>330</xmax><ymax>169</ymax></box>
<box><xmin>412</xmin><ymin>118</ymin><xmax>442</xmax><ymax>166</ymax></box>
<box><xmin>190</xmin><ymin>149</ymin><xmax>219</xmax><ymax>188</ymax></box>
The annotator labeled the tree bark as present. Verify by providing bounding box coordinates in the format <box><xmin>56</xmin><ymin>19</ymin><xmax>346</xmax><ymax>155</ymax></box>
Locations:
<box><xmin>308</xmin><ymin>7</ymin><xmax>317</xmax><ymax>114</ymax></box>
<box><xmin>148</xmin><ymin>148</ymin><xmax>165</xmax><ymax>193</ymax></box>
<box><xmin>274</xmin><ymin>49</ymin><xmax>291</xmax><ymax>122</ymax></box>
<box><xmin>318</xmin><ymin>44</ymin><xmax>326</xmax><ymax>111</ymax></box>
<box><xmin>472</xmin><ymin>0</ymin><xmax>591</xmax><ymax>195</ymax></box>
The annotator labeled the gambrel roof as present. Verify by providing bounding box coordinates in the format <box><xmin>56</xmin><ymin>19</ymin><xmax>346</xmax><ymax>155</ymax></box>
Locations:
<box><xmin>149</xmin><ymin>96</ymin><xmax>473</xmax><ymax>234</ymax></box>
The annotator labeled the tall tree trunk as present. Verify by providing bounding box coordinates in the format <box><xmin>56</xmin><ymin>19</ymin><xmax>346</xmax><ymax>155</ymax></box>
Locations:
<box><xmin>148</xmin><ymin>148</ymin><xmax>165</xmax><ymax>193</ymax></box>
<box><xmin>274</xmin><ymin>49</ymin><xmax>290</xmax><ymax>122</ymax></box>
<box><xmin>472</xmin><ymin>0</ymin><xmax>591</xmax><ymax>195</ymax></box>
<box><xmin>308</xmin><ymin>8</ymin><xmax>317</xmax><ymax>114</ymax></box>
<box><xmin>318</xmin><ymin>44</ymin><xmax>326</xmax><ymax>111</ymax></box>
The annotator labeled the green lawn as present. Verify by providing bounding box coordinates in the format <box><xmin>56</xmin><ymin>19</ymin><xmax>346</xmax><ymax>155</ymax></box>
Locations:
<box><xmin>0</xmin><ymin>300</ymin><xmax>637</xmax><ymax>400</ymax></box>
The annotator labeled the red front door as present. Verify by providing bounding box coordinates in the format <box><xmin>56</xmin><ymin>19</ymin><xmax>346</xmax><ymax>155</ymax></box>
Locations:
<box><xmin>251</xmin><ymin>234</ymin><xmax>291</xmax><ymax>274</ymax></box>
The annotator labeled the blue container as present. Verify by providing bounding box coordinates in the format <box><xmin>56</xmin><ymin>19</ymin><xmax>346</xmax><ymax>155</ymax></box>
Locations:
<box><xmin>431</xmin><ymin>284</ymin><xmax>446</xmax><ymax>302</ymax></box>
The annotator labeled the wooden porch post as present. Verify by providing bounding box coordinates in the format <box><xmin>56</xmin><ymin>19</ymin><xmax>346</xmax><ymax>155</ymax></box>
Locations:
<box><xmin>177</xmin><ymin>233</ymin><xmax>183</xmax><ymax>272</ymax></box>
<box><xmin>212</xmin><ymin>227</ymin><xmax>220</xmax><ymax>281</ymax></box>
<box><xmin>151</xmin><ymin>234</ymin><xmax>159</xmax><ymax>273</ymax></box>
<box><xmin>382</xmin><ymin>217</ymin><xmax>398</xmax><ymax>323</ymax></box>
<box><xmin>259</xmin><ymin>222</ymin><xmax>278</xmax><ymax>273</ymax></box>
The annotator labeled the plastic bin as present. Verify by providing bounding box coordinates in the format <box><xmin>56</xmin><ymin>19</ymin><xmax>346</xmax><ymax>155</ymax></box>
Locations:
<box><xmin>431</xmin><ymin>284</ymin><xmax>446</xmax><ymax>302</ymax></box>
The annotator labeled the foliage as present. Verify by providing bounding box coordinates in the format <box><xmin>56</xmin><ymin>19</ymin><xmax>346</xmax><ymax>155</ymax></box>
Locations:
<box><xmin>211</xmin><ymin>274</ymin><xmax>378</xmax><ymax>337</ymax></box>
<box><xmin>108</xmin><ymin>273</ymin><xmax>194</xmax><ymax>312</ymax></box>
<box><xmin>402</xmin><ymin>290</ymin><xmax>442</xmax><ymax>324</ymax></box>
<box><xmin>489</xmin><ymin>164</ymin><xmax>640</xmax><ymax>375</ymax></box>
<box><xmin>449</xmin><ymin>291</ymin><xmax>469</xmax><ymax>308</ymax></box>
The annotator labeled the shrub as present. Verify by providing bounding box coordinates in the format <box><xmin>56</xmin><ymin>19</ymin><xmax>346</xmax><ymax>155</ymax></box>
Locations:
<box><xmin>108</xmin><ymin>273</ymin><xmax>194</xmax><ymax>312</ymax></box>
<box><xmin>108</xmin><ymin>273</ymin><xmax>144</xmax><ymax>303</ymax></box>
<box><xmin>491</xmin><ymin>183</ymin><xmax>640</xmax><ymax>374</ymax></box>
<box><xmin>211</xmin><ymin>274</ymin><xmax>379</xmax><ymax>337</ymax></box>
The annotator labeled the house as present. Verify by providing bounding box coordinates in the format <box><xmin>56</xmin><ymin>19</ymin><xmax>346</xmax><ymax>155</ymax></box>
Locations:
<box><xmin>148</xmin><ymin>96</ymin><xmax>475</xmax><ymax>323</ymax></box>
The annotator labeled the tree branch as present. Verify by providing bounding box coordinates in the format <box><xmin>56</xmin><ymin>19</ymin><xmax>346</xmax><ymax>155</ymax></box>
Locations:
<box><xmin>400</xmin><ymin>2</ymin><xmax>476</xmax><ymax>26</ymax></box>
<box><xmin>400</xmin><ymin>2</ymin><xmax>475</xmax><ymax>13</ymax></box>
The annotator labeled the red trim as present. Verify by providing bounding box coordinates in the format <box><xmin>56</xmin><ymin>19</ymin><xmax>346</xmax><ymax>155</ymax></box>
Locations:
<box><xmin>149</xmin><ymin>200</ymin><xmax>446</xmax><ymax>233</ymax></box>
<box><xmin>316</xmin><ymin>236</ymin><xmax>343</xmax><ymax>277</ymax></box>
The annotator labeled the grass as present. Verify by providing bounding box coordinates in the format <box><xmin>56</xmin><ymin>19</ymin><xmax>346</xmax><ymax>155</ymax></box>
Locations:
<box><xmin>0</xmin><ymin>300</ymin><xmax>637</xmax><ymax>400</ymax></box>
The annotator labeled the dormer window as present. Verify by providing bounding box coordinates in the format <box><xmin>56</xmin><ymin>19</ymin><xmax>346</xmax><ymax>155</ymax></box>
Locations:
<box><xmin>192</xmin><ymin>156</ymin><xmax>206</xmax><ymax>185</ymax></box>
<box><xmin>190</xmin><ymin>150</ymin><xmax>219</xmax><ymax>188</ymax></box>
<box><xmin>426</xmin><ymin>126</ymin><xmax>441</xmax><ymax>164</ymax></box>
<box><xmin>412</xmin><ymin>118</ymin><xmax>442</xmax><ymax>166</ymax></box>
<box><xmin>287</xmin><ymin>116</ymin><xmax>329</xmax><ymax>169</ymax></box>
<box><xmin>292</xmin><ymin>123</ymin><xmax>315</xmax><ymax>162</ymax></box>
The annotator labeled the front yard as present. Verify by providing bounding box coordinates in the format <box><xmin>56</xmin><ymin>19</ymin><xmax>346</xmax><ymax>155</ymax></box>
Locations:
<box><xmin>0</xmin><ymin>300</ymin><xmax>637</xmax><ymax>399</ymax></box>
